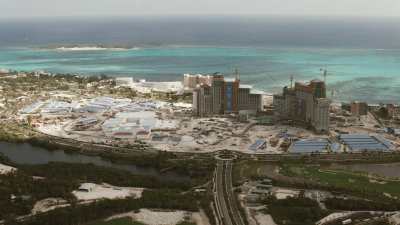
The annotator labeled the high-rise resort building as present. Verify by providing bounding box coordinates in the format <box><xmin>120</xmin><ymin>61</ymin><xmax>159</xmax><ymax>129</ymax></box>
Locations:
<box><xmin>351</xmin><ymin>101</ymin><xmax>368</xmax><ymax>116</ymax></box>
<box><xmin>183</xmin><ymin>74</ymin><xmax>214</xmax><ymax>91</ymax></box>
<box><xmin>273</xmin><ymin>79</ymin><xmax>331</xmax><ymax>133</ymax></box>
<box><xmin>192</xmin><ymin>74</ymin><xmax>263</xmax><ymax>116</ymax></box>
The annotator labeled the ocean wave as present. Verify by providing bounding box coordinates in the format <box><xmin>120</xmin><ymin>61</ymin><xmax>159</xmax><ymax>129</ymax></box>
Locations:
<box><xmin>53</xmin><ymin>46</ymin><xmax>140</xmax><ymax>51</ymax></box>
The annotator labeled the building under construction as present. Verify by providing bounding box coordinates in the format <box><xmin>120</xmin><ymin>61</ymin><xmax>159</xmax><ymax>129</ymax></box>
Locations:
<box><xmin>273</xmin><ymin>79</ymin><xmax>331</xmax><ymax>133</ymax></box>
<box><xmin>183</xmin><ymin>74</ymin><xmax>214</xmax><ymax>91</ymax></box>
<box><xmin>192</xmin><ymin>73</ymin><xmax>263</xmax><ymax>116</ymax></box>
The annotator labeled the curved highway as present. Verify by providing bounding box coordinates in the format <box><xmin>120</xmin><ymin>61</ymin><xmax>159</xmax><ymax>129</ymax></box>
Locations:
<box><xmin>214</xmin><ymin>159</ymin><xmax>245</xmax><ymax>225</ymax></box>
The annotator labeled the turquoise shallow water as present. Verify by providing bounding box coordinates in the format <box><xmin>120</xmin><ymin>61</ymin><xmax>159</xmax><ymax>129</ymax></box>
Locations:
<box><xmin>1</xmin><ymin>46</ymin><xmax>400</xmax><ymax>103</ymax></box>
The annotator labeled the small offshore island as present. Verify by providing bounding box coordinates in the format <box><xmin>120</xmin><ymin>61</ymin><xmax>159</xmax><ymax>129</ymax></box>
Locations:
<box><xmin>1</xmin><ymin>68</ymin><xmax>400</xmax><ymax>225</ymax></box>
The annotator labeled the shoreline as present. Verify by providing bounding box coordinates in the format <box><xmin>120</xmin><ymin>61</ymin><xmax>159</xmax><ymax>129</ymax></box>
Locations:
<box><xmin>2</xmin><ymin>50</ymin><xmax>400</xmax><ymax>104</ymax></box>
<box><xmin>0</xmin><ymin>68</ymin><xmax>396</xmax><ymax>106</ymax></box>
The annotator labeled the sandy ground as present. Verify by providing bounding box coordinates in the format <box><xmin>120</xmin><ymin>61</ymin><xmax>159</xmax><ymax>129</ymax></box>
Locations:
<box><xmin>254</xmin><ymin>213</ymin><xmax>277</xmax><ymax>225</ymax></box>
<box><xmin>0</xmin><ymin>163</ymin><xmax>16</xmax><ymax>174</ymax></box>
<box><xmin>389</xmin><ymin>213</ymin><xmax>400</xmax><ymax>225</ymax></box>
<box><xmin>192</xmin><ymin>210</ymin><xmax>211</xmax><ymax>225</ymax></box>
<box><xmin>28</xmin><ymin>96</ymin><xmax>341</xmax><ymax>155</ymax></box>
<box><xmin>245</xmin><ymin>206</ymin><xmax>277</xmax><ymax>225</ymax></box>
<box><xmin>316</xmin><ymin>212</ymin><xmax>354</xmax><ymax>225</ymax></box>
<box><xmin>108</xmin><ymin>209</ymin><xmax>191</xmax><ymax>225</ymax></box>
<box><xmin>30</xmin><ymin>101</ymin><xmax>290</xmax><ymax>154</ymax></box>
<box><xmin>38</xmin><ymin>123</ymin><xmax>69</xmax><ymax>138</ymax></box>
<box><xmin>21</xmin><ymin>94</ymin><xmax>400</xmax><ymax>155</ymax></box>
<box><xmin>72</xmin><ymin>183</ymin><xmax>143</xmax><ymax>201</ymax></box>
<box><xmin>32</xmin><ymin>198</ymin><xmax>70</xmax><ymax>214</ymax></box>
<box><xmin>271</xmin><ymin>187</ymin><xmax>300</xmax><ymax>200</ymax></box>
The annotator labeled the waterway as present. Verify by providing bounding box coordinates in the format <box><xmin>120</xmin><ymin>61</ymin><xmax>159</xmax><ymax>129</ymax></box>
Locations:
<box><xmin>0</xmin><ymin>142</ymin><xmax>188</xmax><ymax>181</ymax></box>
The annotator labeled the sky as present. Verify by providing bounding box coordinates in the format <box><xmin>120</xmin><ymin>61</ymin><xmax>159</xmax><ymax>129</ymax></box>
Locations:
<box><xmin>0</xmin><ymin>0</ymin><xmax>400</xmax><ymax>18</ymax></box>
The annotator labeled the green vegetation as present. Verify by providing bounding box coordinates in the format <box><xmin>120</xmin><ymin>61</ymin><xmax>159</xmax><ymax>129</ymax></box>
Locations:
<box><xmin>0</xmin><ymin>152</ymin><xmax>11</xmax><ymax>164</ymax></box>
<box><xmin>233</xmin><ymin>160</ymin><xmax>400</xmax><ymax>221</ymax></box>
<box><xmin>0</xmin><ymin>160</ymin><xmax>206</xmax><ymax>221</ymax></box>
<box><xmin>198</xmin><ymin>186</ymin><xmax>216</xmax><ymax>225</ymax></box>
<box><xmin>2</xmin><ymin>136</ymin><xmax>215</xmax><ymax>188</ymax></box>
<box><xmin>233</xmin><ymin>161</ymin><xmax>273</xmax><ymax>184</ymax></box>
<box><xmin>0</xmin><ymin>123</ymin><xmax>33</xmax><ymax>143</ymax></box>
<box><xmin>280</xmin><ymin>164</ymin><xmax>400</xmax><ymax>198</ymax></box>
<box><xmin>99</xmin><ymin>151</ymin><xmax>215</xmax><ymax>179</ymax></box>
<box><xmin>374</xmin><ymin>107</ymin><xmax>390</xmax><ymax>120</ymax></box>
<box><xmin>0</xmin><ymin>140</ymin><xmax>215</xmax><ymax>223</ymax></box>
<box><xmin>263</xmin><ymin>196</ymin><xmax>328</xmax><ymax>225</ymax></box>
<box><xmin>87</xmin><ymin>217</ymin><xmax>146</xmax><ymax>225</ymax></box>
<box><xmin>322</xmin><ymin>212</ymin><xmax>389</xmax><ymax>225</ymax></box>
<box><xmin>19</xmin><ymin>137</ymin><xmax>215</xmax><ymax>186</ymax></box>
<box><xmin>20</xmin><ymin>162</ymin><xmax>192</xmax><ymax>190</ymax></box>
<box><xmin>8</xmin><ymin>190</ymin><xmax>200</xmax><ymax>225</ymax></box>
<box><xmin>365</xmin><ymin>220</ymin><xmax>391</xmax><ymax>225</ymax></box>
<box><xmin>325</xmin><ymin>198</ymin><xmax>400</xmax><ymax>211</ymax></box>
<box><xmin>0</xmin><ymin>171</ymin><xmax>78</xmax><ymax>220</ymax></box>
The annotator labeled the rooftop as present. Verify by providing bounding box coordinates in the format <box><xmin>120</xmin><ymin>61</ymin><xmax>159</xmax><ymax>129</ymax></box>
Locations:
<box><xmin>290</xmin><ymin>139</ymin><xmax>329</xmax><ymax>154</ymax></box>
<box><xmin>249</xmin><ymin>139</ymin><xmax>267</xmax><ymax>151</ymax></box>
<box><xmin>224</xmin><ymin>78</ymin><xmax>238</xmax><ymax>82</ymax></box>
<box><xmin>79</xmin><ymin>183</ymin><xmax>96</xmax><ymax>191</ymax></box>
<box><xmin>339</xmin><ymin>134</ymin><xmax>393</xmax><ymax>151</ymax></box>
<box><xmin>239</xmin><ymin>84</ymin><xmax>253</xmax><ymax>89</ymax></box>
<box><xmin>250</xmin><ymin>89</ymin><xmax>267</xmax><ymax>95</ymax></box>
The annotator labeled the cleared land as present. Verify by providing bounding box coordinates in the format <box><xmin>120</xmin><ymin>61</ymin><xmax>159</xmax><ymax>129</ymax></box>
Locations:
<box><xmin>0</xmin><ymin>163</ymin><xmax>16</xmax><ymax>174</ymax></box>
<box><xmin>105</xmin><ymin>209</ymin><xmax>199</xmax><ymax>225</ymax></box>
<box><xmin>88</xmin><ymin>217</ymin><xmax>145</xmax><ymax>225</ymax></box>
<box><xmin>72</xmin><ymin>183</ymin><xmax>144</xmax><ymax>201</ymax></box>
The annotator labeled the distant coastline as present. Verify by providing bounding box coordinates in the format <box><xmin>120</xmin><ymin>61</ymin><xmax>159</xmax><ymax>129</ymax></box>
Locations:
<box><xmin>39</xmin><ymin>44</ymin><xmax>141</xmax><ymax>51</ymax></box>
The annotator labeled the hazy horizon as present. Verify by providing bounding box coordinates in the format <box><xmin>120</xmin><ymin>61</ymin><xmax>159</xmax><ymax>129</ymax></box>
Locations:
<box><xmin>1</xmin><ymin>16</ymin><xmax>400</xmax><ymax>49</ymax></box>
<box><xmin>2</xmin><ymin>14</ymin><xmax>400</xmax><ymax>21</ymax></box>
<box><xmin>1</xmin><ymin>0</ymin><xmax>400</xmax><ymax>19</ymax></box>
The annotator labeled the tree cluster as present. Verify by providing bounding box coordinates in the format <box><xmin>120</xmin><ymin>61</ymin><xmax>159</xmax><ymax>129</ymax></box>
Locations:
<box><xmin>263</xmin><ymin>196</ymin><xmax>328</xmax><ymax>225</ymax></box>
<box><xmin>325</xmin><ymin>197</ymin><xmax>400</xmax><ymax>211</ymax></box>
<box><xmin>8</xmin><ymin>190</ymin><xmax>200</xmax><ymax>225</ymax></box>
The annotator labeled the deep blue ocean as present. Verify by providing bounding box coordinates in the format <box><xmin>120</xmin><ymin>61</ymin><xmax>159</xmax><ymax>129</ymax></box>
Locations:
<box><xmin>1</xmin><ymin>16</ymin><xmax>400</xmax><ymax>103</ymax></box>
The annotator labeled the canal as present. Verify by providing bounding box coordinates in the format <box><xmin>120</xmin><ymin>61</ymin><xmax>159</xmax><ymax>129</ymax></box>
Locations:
<box><xmin>0</xmin><ymin>142</ymin><xmax>189</xmax><ymax>181</ymax></box>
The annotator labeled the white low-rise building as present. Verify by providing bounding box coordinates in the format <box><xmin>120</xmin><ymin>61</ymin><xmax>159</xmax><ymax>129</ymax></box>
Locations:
<box><xmin>102</xmin><ymin>110</ymin><xmax>178</xmax><ymax>140</ymax></box>
<box><xmin>78</xmin><ymin>183</ymin><xmax>96</xmax><ymax>192</ymax></box>
<box><xmin>0</xmin><ymin>68</ymin><xmax>9</xmax><ymax>75</ymax></box>
<box><xmin>20</xmin><ymin>101</ymin><xmax>46</xmax><ymax>114</ymax></box>
<box><xmin>41</xmin><ymin>101</ymin><xmax>78</xmax><ymax>114</ymax></box>
<box><xmin>131</xmin><ymin>80</ymin><xmax>184</xmax><ymax>95</ymax></box>
<box><xmin>115</xmin><ymin>77</ymin><xmax>134</xmax><ymax>87</ymax></box>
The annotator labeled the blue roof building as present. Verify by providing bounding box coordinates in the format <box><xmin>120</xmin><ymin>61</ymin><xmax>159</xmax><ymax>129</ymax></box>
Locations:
<box><xmin>330</xmin><ymin>142</ymin><xmax>342</xmax><ymax>153</ymax></box>
<box><xmin>249</xmin><ymin>139</ymin><xmax>267</xmax><ymax>151</ymax></box>
<box><xmin>339</xmin><ymin>134</ymin><xmax>393</xmax><ymax>152</ymax></box>
<box><xmin>289</xmin><ymin>139</ymin><xmax>329</xmax><ymax>154</ymax></box>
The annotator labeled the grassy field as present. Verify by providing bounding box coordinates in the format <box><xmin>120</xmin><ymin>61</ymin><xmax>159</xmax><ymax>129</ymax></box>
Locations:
<box><xmin>233</xmin><ymin>161</ymin><xmax>275</xmax><ymax>183</ymax></box>
<box><xmin>280</xmin><ymin>164</ymin><xmax>400</xmax><ymax>198</ymax></box>
<box><xmin>87</xmin><ymin>217</ymin><xmax>146</xmax><ymax>225</ymax></box>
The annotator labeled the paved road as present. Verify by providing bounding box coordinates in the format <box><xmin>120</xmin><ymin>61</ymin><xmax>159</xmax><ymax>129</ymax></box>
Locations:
<box><xmin>214</xmin><ymin>160</ymin><xmax>245</xmax><ymax>225</ymax></box>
